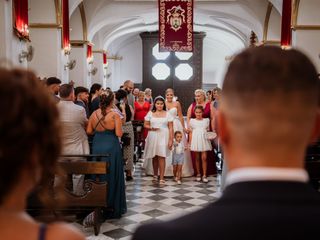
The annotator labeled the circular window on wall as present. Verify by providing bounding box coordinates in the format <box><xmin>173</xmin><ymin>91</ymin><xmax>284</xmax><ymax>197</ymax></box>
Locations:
<box><xmin>152</xmin><ymin>43</ymin><xmax>170</xmax><ymax>60</ymax></box>
<box><xmin>175</xmin><ymin>63</ymin><xmax>193</xmax><ymax>80</ymax></box>
<box><xmin>152</xmin><ymin>63</ymin><xmax>170</xmax><ymax>80</ymax></box>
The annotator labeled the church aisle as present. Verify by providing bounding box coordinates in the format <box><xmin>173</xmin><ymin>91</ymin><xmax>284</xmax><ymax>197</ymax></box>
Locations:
<box><xmin>74</xmin><ymin>162</ymin><xmax>221</xmax><ymax>240</ymax></box>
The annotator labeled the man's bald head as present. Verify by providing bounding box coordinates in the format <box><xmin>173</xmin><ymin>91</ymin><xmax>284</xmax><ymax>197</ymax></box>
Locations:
<box><xmin>123</xmin><ymin>80</ymin><xmax>134</xmax><ymax>94</ymax></box>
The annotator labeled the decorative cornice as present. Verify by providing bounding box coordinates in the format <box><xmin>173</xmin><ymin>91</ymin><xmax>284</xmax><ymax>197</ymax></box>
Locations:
<box><xmin>263</xmin><ymin>2</ymin><xmax>273</xmax><ymax>42</ymax></box>
<box><xmin>292</xmin><ymin>0</ymin><xmax>299</xmax><ymax>27</ymax></box>
<box><xmin>108</xmin><ymin>55</ymin><xmax>123</xmax><ymax>60</ymax></box>
<box><xmin>261</xmin><ymin>40</ymin><xmax>281</xmax><ymax>45</ymax></box>
<box><xmin>79</xmin><ymin>2</ymin><xmax>87</xmax><ymax>41</ymax></box>
<box><xmin>29</xmin><ymin>23</ymin><xmax>62</xmax><ymax>28</ymax></box>
<box><xmin>70</xmin><ymin>40</ymin><xmax>89</xmax><ymax>47</ymax></box>
<box><xmin>293</xmin><ymin>25</ymin><xmax>320</xmax><ymax>30</ymax></box>
<box><xmin>93</xmin><ymin>50</ymin><xmax>106</xmax><ymax>54</ymax></box>
<box><xmin>54</xmin><ymin>0</ymin><xmax>61</xmax><ymax>25</ymax></box>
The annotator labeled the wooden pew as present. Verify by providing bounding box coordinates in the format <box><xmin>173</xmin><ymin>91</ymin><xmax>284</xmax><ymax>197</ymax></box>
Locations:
<box><xmin>305</xmin><ymin>140</ymin><xmax>320</xmax><ymax>190</ymax></box>
<box><xmin>28</xmin><ymin>154</ymin><xmax>110</xmax><ymax>236</ymax></box>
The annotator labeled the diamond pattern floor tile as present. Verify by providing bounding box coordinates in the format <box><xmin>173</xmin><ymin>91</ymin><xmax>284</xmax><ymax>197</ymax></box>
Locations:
<box><xmin>71</xmin><ymin>162</ymin><xmax>221</xmax><ymax>239</ymax></box>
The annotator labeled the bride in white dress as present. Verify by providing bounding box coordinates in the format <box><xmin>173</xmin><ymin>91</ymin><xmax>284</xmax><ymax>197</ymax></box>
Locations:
<box><xmin>144</xmin><ymin>89</ymin><xmax>194</xmax><ymax>177</ymax></box>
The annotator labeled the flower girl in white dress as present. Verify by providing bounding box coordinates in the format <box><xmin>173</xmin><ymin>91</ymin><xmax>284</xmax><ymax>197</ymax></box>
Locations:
<box><xmin>189</xmin><ymin>105</ymin><xmax>212</xmax><ymax>183</ymax></box>
<box><xmin>143</xmin><ymin>96</ymin><xmax>174</xmax><ymax>186</ymax></box>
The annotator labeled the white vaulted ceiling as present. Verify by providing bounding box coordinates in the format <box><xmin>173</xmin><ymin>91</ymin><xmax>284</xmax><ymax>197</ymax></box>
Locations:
<box><xmin>69</xmin><ymin>0</ymin><xmax>279</xmax><ymax>86</ymax></box>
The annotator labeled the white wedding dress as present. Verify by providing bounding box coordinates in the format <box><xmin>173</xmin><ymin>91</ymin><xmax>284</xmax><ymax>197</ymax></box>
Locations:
<box><xmin>143</xmin><ymin>107</ymin><xmax>194</xmax><ymax>177</ymax></box>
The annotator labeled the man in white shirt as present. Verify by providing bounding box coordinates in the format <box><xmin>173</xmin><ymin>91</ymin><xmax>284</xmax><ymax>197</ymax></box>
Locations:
<box><xmin>133</xmin><ymin>46</ymin><xmax>320</xmax><ymax>240</ymax></box>
<box><xmin>57</xmin><ymin>84</ymin><xmax>89</xmax><ymax>195</ymax></box>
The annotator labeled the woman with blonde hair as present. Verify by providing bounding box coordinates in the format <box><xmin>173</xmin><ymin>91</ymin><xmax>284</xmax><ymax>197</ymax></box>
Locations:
<box><xmin>164</xmin><ymin>88</ymin><xmax>193</xmax><ymax>177</ymax></box>
<box><xmin>187</xmin><ymin>89</ymin><xmax>216</xmax><ymax>180</ymax></box>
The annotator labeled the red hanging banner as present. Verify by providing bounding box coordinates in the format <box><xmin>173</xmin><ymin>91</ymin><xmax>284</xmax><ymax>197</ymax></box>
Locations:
<box><xmin>103</xmin><ymin>52</ymin><xmax>107</xmax><ymax>64</ymax></box>
<box><xmin>281</xmin><ymin>0</ymin><xmax>292</xmax><ymax>48</ymax></box>
<box><xmin>13</xmin><ymin>0</ymin><xmax>29</xmax><ymax>40</ymax></box>
<box><xmin>159</xmin><ymin>0</ymin><xmax>193</xmax><ymax>52</ymax></box>
<box><xmin>62</xmin><ymin>0</ymin><xmax>70</xmax><ymax>50</ymax></box>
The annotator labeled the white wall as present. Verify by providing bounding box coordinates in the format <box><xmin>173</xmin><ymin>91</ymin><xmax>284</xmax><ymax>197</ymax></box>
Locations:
<box><xmin>29</xmin><ymin>0</ymin><xmax>56</xmax><ymax>23</ymax></box>
<box><xmin>28</xmin><ymin>28</ymin><xmax>60</xmax><ymax>78</ymax></box>
<box><xmin>202</xmin><ymin>34</ymin><xmax>243</xmax><ymax>87</ymax></box>
<box><xmin>112</xmin><ymin>36</ymin><xmax>142</xmax><ymax>89</ymax></box>
<box><xmin>292</xmin><ymin>0</ymin><xmax>320</xmax><ymax>72</ymax></box>
<box><xmin>69</xmin><ymin>46</ymin><xmax>88</xmax><ymax>87</ymax></box>
<box><xmin>293</xmin><ymin>31</ymin><xmax>320</xmax><ymax>72</ymax></box>
<box><xmin>267</xmin><ymin>7</ymin><xmax>281</xmax><ymax>41</ymax></box>
<box><xmin>70</xmin><ymin>7</ymin><xmax>83</xmax><ymax>40</ymax></box>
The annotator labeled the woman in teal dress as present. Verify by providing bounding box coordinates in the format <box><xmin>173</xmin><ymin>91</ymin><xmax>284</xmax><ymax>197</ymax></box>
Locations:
<box><xmin>86</xmin><ymin>90</ymin><xmax>127</xmax><ymax>219</ymax></box>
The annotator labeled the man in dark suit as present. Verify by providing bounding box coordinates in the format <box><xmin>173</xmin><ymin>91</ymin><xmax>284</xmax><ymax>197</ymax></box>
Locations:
<box><xmin>132</xmin><ymin>46</ymin><xmax>320</xmax><ymax>240</ymax></box>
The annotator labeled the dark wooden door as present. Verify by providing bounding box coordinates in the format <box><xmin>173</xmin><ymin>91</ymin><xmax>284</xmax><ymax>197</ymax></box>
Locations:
<box><xmin>140</xmin><ymin>32</ymin><xmax>205</xmax><ymax>114</ymax></box>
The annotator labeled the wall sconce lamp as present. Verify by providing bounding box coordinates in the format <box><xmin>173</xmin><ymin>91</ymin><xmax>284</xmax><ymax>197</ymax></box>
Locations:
<box><xmin>64</xmin><ymin>59</ymin><xmax>76</xmax><ymax>70</ymax></box>
<box><xmin>19</xmin><ymin>45</ymin><xmax>34</xmax><ymax>63</ymax></box>
<box><xmin>64</xmin><ymin>44</ymin><xmax>71</xmax><ymax>55</ymax></box>
<box><xmin>88</xmin><ymin>58</ymin><xmax>94</xmax><ymax>65</ymax></box>
<box><xmin>88</xmin><ymin>67</ymin><xmax>98</xmax><ymax>76</ymax></box>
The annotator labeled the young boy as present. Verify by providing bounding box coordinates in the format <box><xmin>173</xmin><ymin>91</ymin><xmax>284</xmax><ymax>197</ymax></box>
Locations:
<box><xmin>172</xmin><ymin>131</ymin><xmax>185</xmax><ymax>185</ymax></box>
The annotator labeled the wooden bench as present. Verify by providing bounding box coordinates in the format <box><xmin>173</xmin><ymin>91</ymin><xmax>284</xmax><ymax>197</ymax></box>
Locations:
<box><xmin>28</xmin><ymin>154</ymin><xmax>110</xmax><ymax>236</ymax></box>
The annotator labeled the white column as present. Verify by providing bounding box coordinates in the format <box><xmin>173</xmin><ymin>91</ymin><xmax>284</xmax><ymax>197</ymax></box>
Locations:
<box><xmin>92</xmin><ymin>52</ymin><xmax>104</xmax><ymax>86</ymax></box>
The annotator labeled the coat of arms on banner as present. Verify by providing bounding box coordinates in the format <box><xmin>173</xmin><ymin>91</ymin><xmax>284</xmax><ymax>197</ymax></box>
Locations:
<box><xmin>159</xmin><ymin>0</ymin><xmax>193</xmax><ymax>52</ymax></box>
<box><xmin>166</xmin><ymin>6</ymin><xmax>185</xmax><ymax>32</ymax></box>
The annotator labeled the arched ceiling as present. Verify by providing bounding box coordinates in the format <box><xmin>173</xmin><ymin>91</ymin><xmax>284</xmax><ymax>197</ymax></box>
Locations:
<box><xmin>70</xmin><ymin>0</ymin><xmax>278</xmax><ymax>53</ymax></box>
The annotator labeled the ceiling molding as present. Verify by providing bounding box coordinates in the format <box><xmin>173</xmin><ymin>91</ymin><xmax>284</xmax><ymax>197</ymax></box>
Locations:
<box><xmin>292</xmin><ymin>0</ymin><xmax>299</xmax><ymax>27</ymax></box>
<box><xmin>71</xmin><ymin>40</ymin><xmax>89</xmax><ymax>47</ymax></box>
<box><xmin>29</xmin><ymin>23</ymin><xmax>62</xmax><ymax>29</ymax></box>
<box><xmin>54</xmin><ymin>0</ymin><xmax>61</xmax><ymax>25</ymax></box>
<box><xmin>263</xmin><ymin>2</ymin><xmax>273</xmax><ymax>42</ymax></box>
<box><xmin>93</xmin><ymin>50</ymin><xmax>106</xmax><ymax>54</ymax></box>
<box><xmin>79</xmin><ymin>2</ymin><xmax>88</xmax><ymax>41</ymax></box>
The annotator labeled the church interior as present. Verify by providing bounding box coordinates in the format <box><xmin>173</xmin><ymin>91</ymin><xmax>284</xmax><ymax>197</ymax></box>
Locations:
<box><xmin>0</xmin><ymin>0</ymin><xmax>320</xmax><ymax>240</ymax></box>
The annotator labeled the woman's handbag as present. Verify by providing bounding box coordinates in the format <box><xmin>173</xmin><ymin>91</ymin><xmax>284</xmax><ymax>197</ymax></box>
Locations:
<box><xmin>121</xmin><ymin>133</ymin><xmax>131</xmax><ymax>146</ymax></box>
<box><xmin>205</xmin><ymin>131</ymin><xmax>217</xmax><ymax>140</ymax></box>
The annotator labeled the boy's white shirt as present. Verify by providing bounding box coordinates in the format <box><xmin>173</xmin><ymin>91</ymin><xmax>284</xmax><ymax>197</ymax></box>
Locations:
<box><xmin>173</xmin><ymin>139</ymin><xmax>185</xmax><ymax>154</ymax></box>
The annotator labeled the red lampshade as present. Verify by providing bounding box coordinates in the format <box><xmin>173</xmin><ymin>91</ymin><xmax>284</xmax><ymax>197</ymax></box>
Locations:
<box><xmin>14</xmin><ymin>0</ymin><xmax>29</xmax><ymax>38</ymax></box>
<box><xmin>103</xmin><ymin>53</ymin><xmax>107</xmax><ymax>64</ymax></box>
<box><xmin>87</xmin><ymin>45</ymin><xmax>93</xmax><ymax>61</ymax></box>
<box><xmin>281</xmin><ymin>0</ymin><xmax>292</xmax><ymax>48</ymax></box>
<box><xmin>62</xmin><ymin>0</ymin><xmax>70</xmax><ymax>50</ymax></box>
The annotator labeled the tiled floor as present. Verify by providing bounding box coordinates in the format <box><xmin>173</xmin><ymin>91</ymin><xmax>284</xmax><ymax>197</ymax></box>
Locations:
<box><xmin>73</xmin><ymin>162</ymin><xmax>221</xmax><ymax>240</ymax></box>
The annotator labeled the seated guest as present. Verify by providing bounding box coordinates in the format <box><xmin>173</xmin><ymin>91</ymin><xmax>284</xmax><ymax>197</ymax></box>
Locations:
<box><xmin>0</xmin><ymin>68</ymin><xmax>84</xmax><ymax>240</ymax></box>
<box><xmin>57</xmin><ymin>84</ymin><xmax>89</xmax><ymax>195</ymax></box>
<box><xmin>132</xmin><ymin>46</ymin><xmax>320</xmax><ymax>240</ymax></box>
<box><xmin>46</xmin><ymin>76</ymin><xmax>61</xmax><ymax>103</ymax></box>
<box><xmin>75</xmin><ymin>86</ymin><xmax>90</xmax><ymax>118</ymax></box>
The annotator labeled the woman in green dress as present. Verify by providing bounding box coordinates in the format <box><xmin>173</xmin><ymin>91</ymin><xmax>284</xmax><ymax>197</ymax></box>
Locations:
<box><xmin>86</xmin><ymin>90</ymin><xmax>127</xmax><ymax>220</ymax></box>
